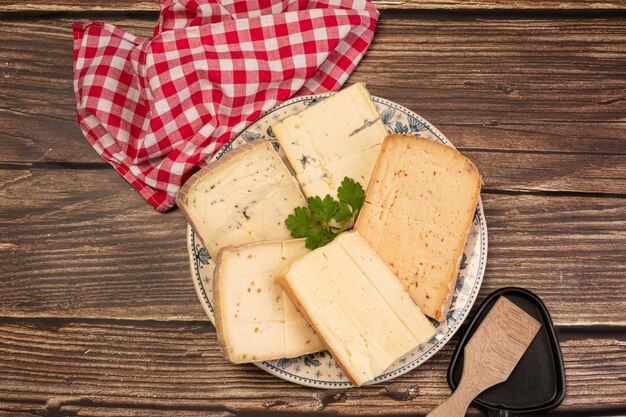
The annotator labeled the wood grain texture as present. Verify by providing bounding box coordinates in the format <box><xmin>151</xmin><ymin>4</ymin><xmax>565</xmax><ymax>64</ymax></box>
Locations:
<box><xmin>1</xmin><ymin>4</ymin><xmax>624</xmax><ymax>415</ymax></box>
<box><xmin>0</xmin><ymin>318</ymin><xmax>623</xmax><ymax>415</ymax></box>
<box><xmin>1</xmin><ymin>0</ymin><xmax>626</xmax><ymax>12</ymax></box>
<box><xmin>469</xmin><ymin>151</ymin><xmax>626</xmax><ymax>194</ymax></box>
<box><xmin>0</xmin><ymin>168</ymin><xmax>203</xmax><ymax>321</ymax></box>
<box><xmin>1</xmin><ymin>167</ymin><xmax>624</xmax><ymax>324</ymax></box>
<box><xmin>0</xmin><ymin>17</ymin><xmax>625</xmax><ymax>164</ymax></box>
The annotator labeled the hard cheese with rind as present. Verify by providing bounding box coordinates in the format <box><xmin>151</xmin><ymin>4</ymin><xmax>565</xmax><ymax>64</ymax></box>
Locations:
<box><xmin>213</xmin><ymin>239</ymin><xmax>324</xmax><ymax>363</ymax></box>
<box><xmin>355</xmin><ymin>134</ymin><xmax>482</xmax><ymax>321</ymax></box>
<box><xmin>279</xmin><ymin>232</ymin><xmax>436</xmax><ymax>386</ymax></box>
<box><xmin>272</xmin><ymin>82</ymin><xmax>387</xmax><ymax>198</ymax></box>
<box><xmin>176</xmin><ymin>140</ymin><xmax>306</xmax><ymax>258</ymax></box>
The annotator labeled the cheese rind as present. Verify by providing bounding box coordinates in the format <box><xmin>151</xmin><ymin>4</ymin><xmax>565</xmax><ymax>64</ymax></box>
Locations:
<box><xmin>279</xmin><ymin>232</ymin><xmax>436</xmax><ymax>386</ymax></box>
<box><xmin>176</xmin><ymin>140</ymin><xmax>306</xmax><ymax>258</ymax></box>
<box><xmin>355</xmin><ymin>134</ymin><xmax>482</xmax><ymax>321</ymax></box>
<box><xmin>272</xmin><ymin>83</ymin><xmax>387</xmax><ymax>198</ymax></box>
<box><xmin>213</xmin><ymin>239</ymin><xmax>324</xmax><ymax>364</ymax></box>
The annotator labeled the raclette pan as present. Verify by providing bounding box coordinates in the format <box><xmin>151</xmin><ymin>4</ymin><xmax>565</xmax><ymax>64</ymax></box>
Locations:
<box><xmin>448</xmin><ymin>287</ymin><xmax>566</xmax><ymax>416</ymax></box>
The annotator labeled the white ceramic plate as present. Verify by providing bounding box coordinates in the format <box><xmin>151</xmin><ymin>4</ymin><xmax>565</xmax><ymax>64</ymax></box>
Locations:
<box><xmin>186</xmin><ymin>93</ymin><xmax>488</xmax><ymax>388</ymax></box>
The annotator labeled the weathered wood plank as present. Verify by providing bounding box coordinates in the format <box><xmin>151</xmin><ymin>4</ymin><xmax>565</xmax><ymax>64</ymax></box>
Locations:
<box><xmin>0</xmin><ymin>17</ymin><xmax>625</xmax><ymax>164</ymax></box>
<box><xmin>1</xmin><ymin>168</ymin><xmax>624</xmax><ymax>324</ymax></box>
<box><xmin>472</xmin><ymin>151</ymin><xmax>626</xmax><ymax>194</ymax></box>
<box><xmin>0</xmin><ymin>168</ymin><xmax>203</xmax><ymax>321</ymax></box>
<box><xmin>2</xmin><ymin>0</ymin><xmax>626</xmax><ymax>12</ymax></box>
<box><xmin>0</xmin><ymin>319</ymin><xmax>623</xmax><ymax>415</ymax></box>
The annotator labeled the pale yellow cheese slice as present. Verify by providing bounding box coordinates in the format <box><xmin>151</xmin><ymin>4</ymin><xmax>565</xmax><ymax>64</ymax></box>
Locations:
<box><xmin>272</xmin><ymin>82</ymin><xmax>387</xmax><ymax>198</ymax></box>
<box><xmin>176</xmin><ymin>140</ymin><xmax>306</xmax><ymax>258</ymax></box>
<box><xmin>213</xmin><ymin>239</ymin><xmax>324</xmax><ymax>363</ymax></box>
<box><xmin>355</xmin><ymin>134</ymin><xmax>482</xmax><ymax>321</ymax></box>
<box><xmin>279</xmin><ymin>232</ymin><xmax>436</xmax><ymax>386</ymax></box>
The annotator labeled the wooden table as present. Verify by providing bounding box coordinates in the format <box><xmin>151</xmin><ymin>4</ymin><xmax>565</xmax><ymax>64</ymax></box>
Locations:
<box><xmin>1</xmin><ymin>1</ymin><xmax>625</xmax><ymax>416</ymax></box>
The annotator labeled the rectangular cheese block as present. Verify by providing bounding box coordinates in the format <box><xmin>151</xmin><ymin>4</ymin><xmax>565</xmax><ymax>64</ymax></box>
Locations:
<box><xmin>355</xmin><ymin>134</ymin><xmax>482</xmax><ymax>321</ymax></box>
<box><xmin>176</xmin><ymin>140</ymin><xmax>306</xmax><ymax>258</ymax></box>
<box><xmin>279</xmin><ymin>232</ymin><xmax>436</xmax><ymax>386</ymax></box>
<box><xmin>213</xmin><ymin>239</ymin><xmax>324</xmax><ymax>363</ymax></box>
<box><xmin>272</xmin><ymin>82</ymin><xmax>387</xmax><ymax>198</ymax></box>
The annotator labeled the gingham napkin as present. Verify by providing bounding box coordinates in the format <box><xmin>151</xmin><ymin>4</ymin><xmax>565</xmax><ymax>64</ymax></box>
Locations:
<box><xmin>72</xmin><ymin>0</ymin><xmax>379</xmax><ymax>211</ymax></box>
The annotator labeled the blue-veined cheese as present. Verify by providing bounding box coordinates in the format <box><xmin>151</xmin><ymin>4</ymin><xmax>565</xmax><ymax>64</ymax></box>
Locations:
<box><xmin>176</xmin><ymin>140</ymin><xmax>306</xmax><ymax>258</ymax></box>
<box><xmin>213</xmin><ymin>239</ymin><xmax>324</xmax><ymax>363</ymax></box>
<box><xmin>355</xmin><ymin>135</ymin><xmax>482</xmax><ymax>321</ymax></box>
<box><xmin>279</xmin><ymin>232</ymin><xmax>436</xmax><ymax>386</ymax></box>
<box><xmin>272</xmin><ymin>83</ymin><xmax>387</xmax><ymax>198</ymax></box>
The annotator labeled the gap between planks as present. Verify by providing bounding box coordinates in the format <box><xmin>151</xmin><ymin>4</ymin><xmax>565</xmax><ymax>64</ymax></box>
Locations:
<box><xmin>2</xmin><ymin>0</ymin><xmax>626</xmax><ymax>13</ymax></box>
<box><xmin>4</xmin><ymin>8</ymin><xmax>626</xmax><ymax>20</ymax></box>
<box><xmin>0</xmin><ymin>401</ymin><xmax>624</xmax><ymax>417</ymax></box>
<box><xmin>2</xmin><ymin>162</ymin><xmax>625</xmax><ymax>198</ymax></box>
<box><xmin>0</xmin><ymin>315</ymin><xmax>624</xmax><ymax>341</ymax></box>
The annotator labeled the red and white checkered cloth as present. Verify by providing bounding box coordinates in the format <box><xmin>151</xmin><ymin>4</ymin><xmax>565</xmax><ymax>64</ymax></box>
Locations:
<box><xmin>73</xmin><ymin>0</ymin><xmax>378</xmax><ymax>211</ymax></box>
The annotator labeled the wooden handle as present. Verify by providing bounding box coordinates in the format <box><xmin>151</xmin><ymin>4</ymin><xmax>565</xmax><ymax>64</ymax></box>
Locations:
<box><xmin>426</xmin><ymin>375</ymin><xmax>484</xmax><ymax>417</ymax></box>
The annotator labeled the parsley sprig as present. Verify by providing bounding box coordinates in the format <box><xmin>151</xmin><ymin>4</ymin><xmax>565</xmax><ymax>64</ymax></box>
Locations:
<box><xmin>286</xmin><ymin>177</ymin><xmax>365</xmax><ymax>249</ymax></box>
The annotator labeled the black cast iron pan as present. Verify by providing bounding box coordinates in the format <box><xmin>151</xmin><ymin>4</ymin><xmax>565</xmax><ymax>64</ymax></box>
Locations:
<box><xmin>448</xmin><ymin>287</ymin><xmax>566</xmax><ymax>416</ymax></box>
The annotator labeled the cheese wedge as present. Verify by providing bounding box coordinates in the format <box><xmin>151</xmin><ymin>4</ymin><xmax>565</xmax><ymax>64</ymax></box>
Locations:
<box><xmin>213</xmin><ymin>239</ymin><xmax>324</xmax><ymax>363</ymax></box>
<box><xmin>176</xmin><ymin>140</ymin><xmax>306</xmax><ymax>258</ymax></box>
<box><xmin>279</xmin><ymin>232</ymin><xmax>436</xmax><ymax>386</ymax></box>
<box><xmin>355</xmin><ymin>135</ymin><xmax>482</xmax><ymax>321</ymax></box>
<box><xmin>272</xmin><ymin>82</ymin><xmax>387</xmax><ymax>198</ymax></box>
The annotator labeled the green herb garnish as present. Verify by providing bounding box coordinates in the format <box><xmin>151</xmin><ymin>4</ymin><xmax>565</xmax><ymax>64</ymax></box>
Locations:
<box><xmin>286</xmin><ymin>177</ymin><xmax>366</xmax><ymax>249</ymax></box>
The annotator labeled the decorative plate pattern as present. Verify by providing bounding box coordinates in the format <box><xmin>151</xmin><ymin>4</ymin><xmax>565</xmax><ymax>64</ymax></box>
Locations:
<box><xmin>186</xmin><ymin>93</ymin><xmax>488</xmax><ymax>388</ymax></box>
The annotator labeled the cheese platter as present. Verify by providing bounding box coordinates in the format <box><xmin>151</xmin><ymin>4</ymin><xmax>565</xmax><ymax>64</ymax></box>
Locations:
<box><xmin>183</xmin><ymin>85</ymin><xmax>488</xmax><ymax>388</ymax></box>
